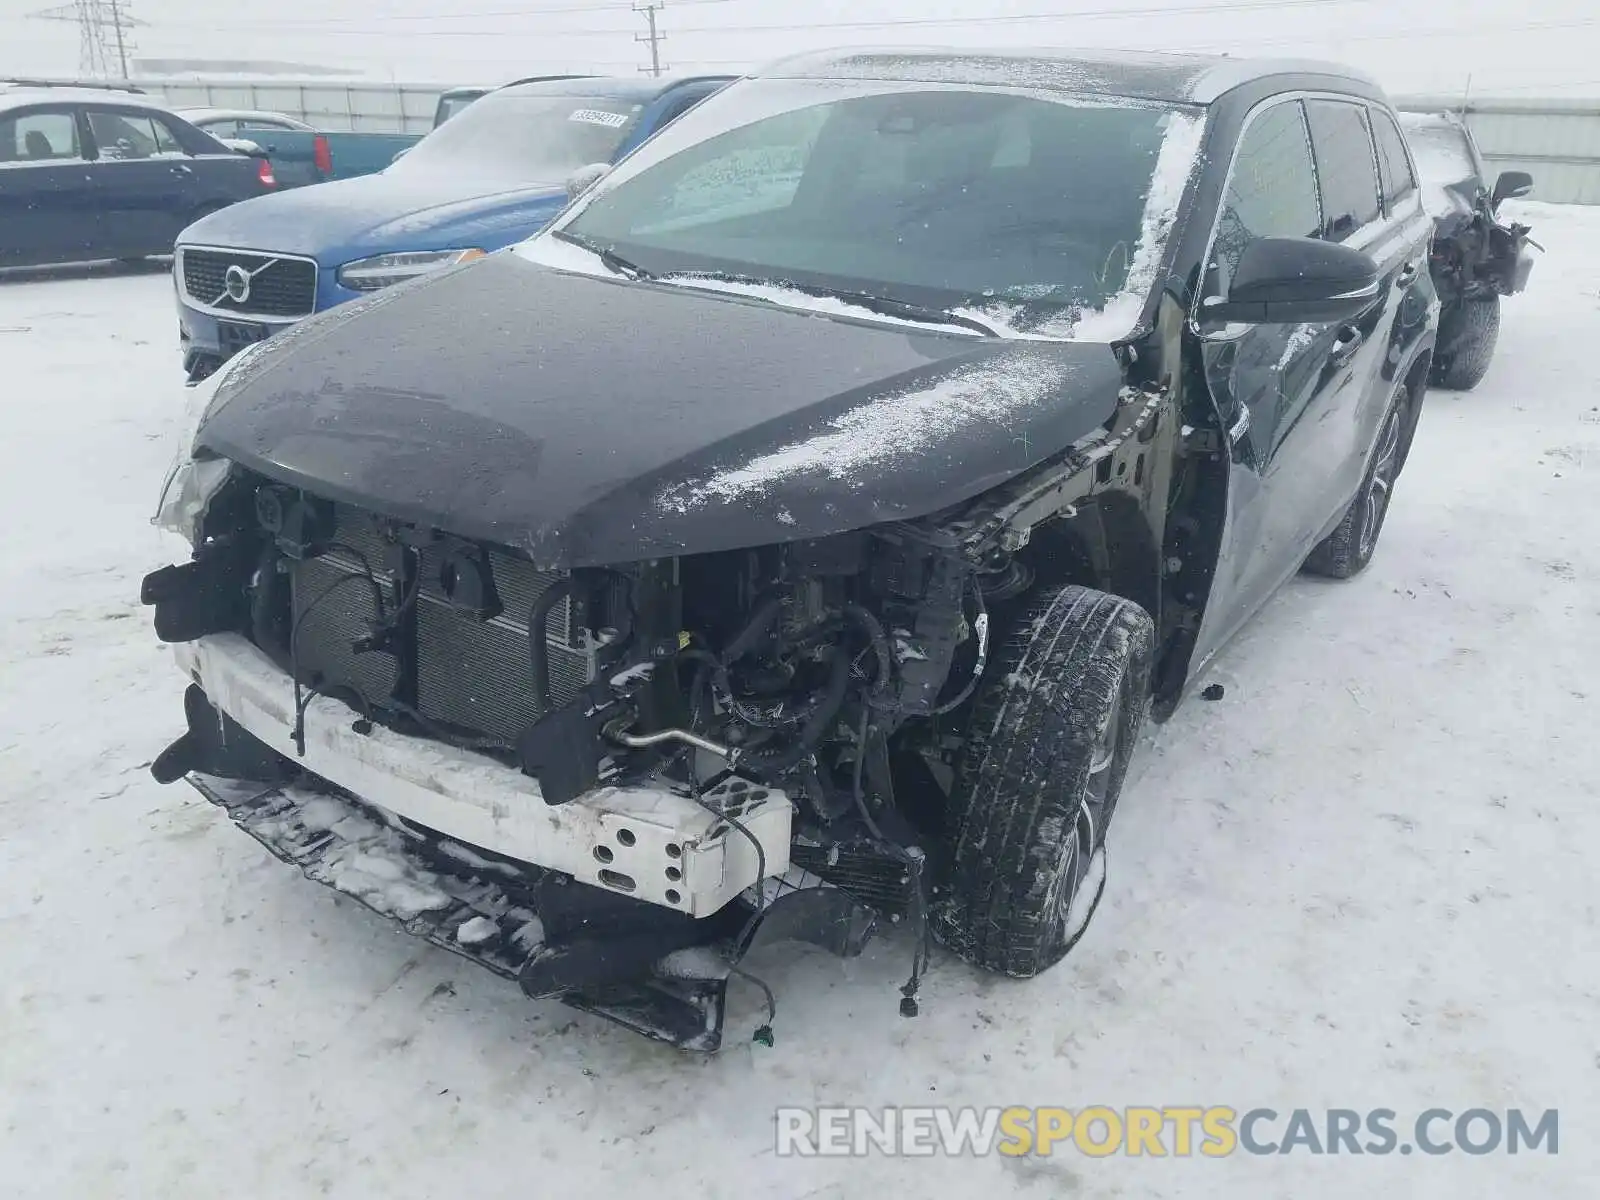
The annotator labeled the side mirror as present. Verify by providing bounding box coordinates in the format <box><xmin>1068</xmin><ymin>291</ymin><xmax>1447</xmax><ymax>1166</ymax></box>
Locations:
<box><xmin>566</xmin><ymin>161</ymin><xmax>612</xmax><ymax>202</ymax></box>
<box><xmin>1201</xmin><ymin>237</ymin><xmax>1380</xmax><ymax>326</ymax></box>
<box><xmin>1491</xmin><ymin>169</ymin><xmax>1533</xmax><ymax>207</ymax></box>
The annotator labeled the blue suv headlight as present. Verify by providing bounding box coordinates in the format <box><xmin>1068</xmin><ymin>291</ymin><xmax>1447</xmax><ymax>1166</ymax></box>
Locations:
<box><xmin>337</xmin><ymin>249</ymin><xmax>486</xmax><ymax>291</ymax></box>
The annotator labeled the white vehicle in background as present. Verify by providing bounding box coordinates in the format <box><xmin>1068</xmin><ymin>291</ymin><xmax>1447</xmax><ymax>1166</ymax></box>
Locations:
<box><xmin>1399</xmin><ymin>109</ymin><xmax>1537</xmax><ymax>390</ymax></box>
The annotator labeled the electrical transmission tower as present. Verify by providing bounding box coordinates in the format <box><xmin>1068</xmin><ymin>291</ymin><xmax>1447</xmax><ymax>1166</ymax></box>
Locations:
<box><xmin>27</xmin><ymin>0</ymin><xmax>139</xmax><ymax>79</ymax></box>
<box><xmin>635</xmin><ymin>2</ymin><xmax>666</xmax><ymax>78</ymax></box>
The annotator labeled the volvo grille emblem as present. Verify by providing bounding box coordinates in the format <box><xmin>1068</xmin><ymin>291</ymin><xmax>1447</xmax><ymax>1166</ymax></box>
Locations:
<box><xmin>223</xmin><ymin>264</ymin><xmax>252</xmax><ymax>304</ymax></box>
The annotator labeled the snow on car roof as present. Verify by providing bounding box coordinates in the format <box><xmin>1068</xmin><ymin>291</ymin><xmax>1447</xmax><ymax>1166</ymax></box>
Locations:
<box><xmin>0</xmin><ymin>86</ymin><xmax>167</xmax><ymax>115</ymax></box>
<box><xmin>762</xmin><ymin>46</ymin><xmax>1383</xmax><ymax>105</ymax></box>
<box><xmin>174</xmin><ymin>107</ymin><xmax>311</xmax><ymax>127</ymax></box>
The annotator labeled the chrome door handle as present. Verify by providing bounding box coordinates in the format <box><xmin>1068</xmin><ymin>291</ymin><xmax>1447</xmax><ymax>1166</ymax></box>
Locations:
<box><xmin>170</xmin><ymin>163</ymin><xmax>193</xmax><ymax>176</ymax></box>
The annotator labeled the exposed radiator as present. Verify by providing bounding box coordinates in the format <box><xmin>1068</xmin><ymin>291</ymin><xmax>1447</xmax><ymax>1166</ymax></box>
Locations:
<box><xmin>288</xmin><ymin>505</ymin><xmax>598</xmax><ymax>743</ymax></box>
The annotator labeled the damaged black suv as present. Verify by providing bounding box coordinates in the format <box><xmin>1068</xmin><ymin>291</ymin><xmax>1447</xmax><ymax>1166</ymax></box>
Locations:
<box><xmin>145</xmin><ymin>48</ymin><xmax>1438</xmax><ymax>1050</ymax></box>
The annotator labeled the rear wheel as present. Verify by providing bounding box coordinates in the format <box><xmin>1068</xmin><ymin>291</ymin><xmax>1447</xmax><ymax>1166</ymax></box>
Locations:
<box><xmin>932</xmin><ymin>584</ymin><xmax>1153</xmax><ymax>978</ymax></box>
<box><xmin>1430</xmin><ymin>295</ymin><xmax>1500</xmax><ymax>391</ymax></box>
<box><xmin>1303</xmin><ymin>382</ymin><xmax>1411</xmax><ymax>579</ymax></box>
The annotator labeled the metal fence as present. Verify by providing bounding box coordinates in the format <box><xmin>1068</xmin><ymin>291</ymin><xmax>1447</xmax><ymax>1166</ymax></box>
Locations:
<box><xmin>1394</xmin><ymin>95</ymin><xmax>1600</xmax><ymax>206</ymax></box>
<box><xmin>134</xmin><ymin>79</ymin><xmax>447</xmax><ymax>133</ymax></box>
<box><xmin>120</xmin><ymin>77</ymin><xmax>1600</xmax><ymax>204</ymax></box>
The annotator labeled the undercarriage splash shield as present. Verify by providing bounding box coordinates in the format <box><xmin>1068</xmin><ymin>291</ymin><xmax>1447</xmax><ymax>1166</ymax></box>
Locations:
<box><xmin>186</xmin><ymin>776</ymin><xmax>878</xmax><ymax>1051</ymax></box>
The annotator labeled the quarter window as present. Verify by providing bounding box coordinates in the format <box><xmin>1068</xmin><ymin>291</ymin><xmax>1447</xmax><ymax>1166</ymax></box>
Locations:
<box><xmin>1369</xmin><ymin>108</ymin><xmax>1418</xmax><ymax>209</ymax></box>
<box><xmin>1305</xmin><ymin>100</ymin><xmax>1382</xmax><ymax>239</ymax></box>
<box><xmin>1212</xmin><ymin>100</ymin><xmax>1321</xmax><ymax>291</ymax></box>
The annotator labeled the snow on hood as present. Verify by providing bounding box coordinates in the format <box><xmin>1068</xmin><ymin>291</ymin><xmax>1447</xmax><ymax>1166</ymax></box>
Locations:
<box><xmin>658</xmin><ymin>350</ymin><xmax>1079</xmax><ymax>513</ymax></box>
<box><xmin>179</xmin><ymin>169</ymin><xmax>570</xmax><ymax>261</ymax></box>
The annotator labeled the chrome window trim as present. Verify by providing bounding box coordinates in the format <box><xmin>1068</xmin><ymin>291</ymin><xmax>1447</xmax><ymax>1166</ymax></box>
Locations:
<box><xmin>175</xmin><ymin>243</ymin><xmax>320</xmax><ymax>322</ymax></box>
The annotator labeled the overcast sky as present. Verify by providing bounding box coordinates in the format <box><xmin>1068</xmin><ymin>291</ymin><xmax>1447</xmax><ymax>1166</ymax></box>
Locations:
<box><xmin>2</xmin><ymin>0</ymin><xmax>1596</xmax><ymax>97</ymax></box>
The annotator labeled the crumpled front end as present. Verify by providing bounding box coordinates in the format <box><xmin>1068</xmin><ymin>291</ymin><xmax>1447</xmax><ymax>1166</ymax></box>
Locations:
<box><xmin>142</xmin><ymin>299</ymin><xmax>1162</xmax><ymax>1046</ymax></box>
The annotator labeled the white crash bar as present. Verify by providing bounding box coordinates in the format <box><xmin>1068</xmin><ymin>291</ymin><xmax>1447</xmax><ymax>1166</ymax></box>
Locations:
<box><xmin>174</xmin><ymin>634</ymin><xmax>791</xmax><ymax>917</ymax></box>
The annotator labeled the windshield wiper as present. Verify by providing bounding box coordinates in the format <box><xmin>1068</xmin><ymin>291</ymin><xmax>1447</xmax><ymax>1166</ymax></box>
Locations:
<box><xmin>551</xmin><ymin>229</ymin><xmax>653</xmax><ymax>281</ymax></box>
<box><xmin>668</xmin><ymin>271</ymin><xmax>1000</xmax><ymax>337</ymax></box>
<box><xmin>814</xmin><ymin>287</ymin><xmax>1001</xmax><ymax>337</ymax></box>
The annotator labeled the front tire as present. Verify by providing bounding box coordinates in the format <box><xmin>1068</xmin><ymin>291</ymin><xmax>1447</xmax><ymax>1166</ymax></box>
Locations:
<box><xmin>1430</xmin><ymin>295</ymin><xmax>1500</xmax><ymax>391</ymax></box>
<box><xmin>932</xmin><ymin>585</ymin><xmax>1153</xmax><ymax>978</ymax></box>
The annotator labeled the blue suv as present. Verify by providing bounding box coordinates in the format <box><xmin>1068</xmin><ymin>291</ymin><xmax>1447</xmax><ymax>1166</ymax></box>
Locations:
<box><xmin>173</xmin><ymin>74</ymin><xmax>731</xmax><ymax>381</ymax></box>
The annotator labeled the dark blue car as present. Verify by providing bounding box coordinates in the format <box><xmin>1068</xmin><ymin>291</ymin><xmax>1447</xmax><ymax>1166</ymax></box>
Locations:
<box><xmin>0</xmin><ymin>84</ymin><xmax>274</xmax><ymax>270</ymax></box>
<box><xmin>173</xmin><ymin>74</ymin><xmax>733</xmax><ymax>381</ymax></box>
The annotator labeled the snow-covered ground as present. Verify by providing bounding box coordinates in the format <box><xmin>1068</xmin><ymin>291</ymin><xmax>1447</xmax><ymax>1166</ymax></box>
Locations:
<box><xmin>2</xmin><ymin>203</ymin><xmax>1595</xmax><ymax>1198</ymax></box>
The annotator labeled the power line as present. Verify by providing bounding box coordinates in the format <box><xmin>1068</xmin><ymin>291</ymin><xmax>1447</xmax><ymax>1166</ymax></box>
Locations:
<box><xmin>190</xmin><ymin>0</ymin><xmax>746</xmax><ymax>26</ymax></box>
<box><xmin>157</xmin><ymin>0</ymin><xmax>1373</xmax><ymax>37</ymax></box>
<box><xmin>669</xmin><ymin>0</ymin><xmax>1374</xmax><ymax>35</ymax></box>
<box><xmin>1185</xmin><ymin>14</ymin><xmax>1600</xmax><ymax>50</ymax></box>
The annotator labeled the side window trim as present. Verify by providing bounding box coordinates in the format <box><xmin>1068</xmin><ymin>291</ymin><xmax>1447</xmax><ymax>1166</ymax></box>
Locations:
<box><xmin>1367</xmin><ymin>104</ymin><xmax>1420</xmax><ymax>217</ymax></box>
<box><xmin>1193</xmin><ymin>94</ymin><xmax>1322</xmax><ymax>321</ymax></box>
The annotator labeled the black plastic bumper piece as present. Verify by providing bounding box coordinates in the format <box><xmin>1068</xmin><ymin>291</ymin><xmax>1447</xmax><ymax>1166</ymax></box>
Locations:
<box><xmin>141</xmin><ymin>550</ymin><xmax>250</xmax><ymax>643</ymax></box>
<box><xmin>184</xmin><ymin>770</ymin><xmax>879</xmax><ymax>1051</ymax></box>
<box><xmin>152</xmin><ymin>684</ymin><xmax>300</xmax><ymax>786</ymax></box>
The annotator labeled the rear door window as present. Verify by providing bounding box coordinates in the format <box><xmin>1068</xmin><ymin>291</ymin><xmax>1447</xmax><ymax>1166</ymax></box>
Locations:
<box><xmin>1211</xmin><ymin>99</ymin><xmax>1322</xmax><ymax>292</ymax></box>
<box><xmin>0</xmin><ymin>108</ymin><xmax>83</xmax><ymax>162</ymax></box>
<box><xmin>1369</xmin><ymin>108</ymin><xmax>1418</xmax><ymax>209</ymax></box>
<box><xmin>1305</xmin><ymin>100</ymin><xmax>1382</xmax><ymax>240</ymax></box>
<box><xmin>87</xmin><ymin>109</ymin><xmax>161</xmax><ymax>159</ymax></box>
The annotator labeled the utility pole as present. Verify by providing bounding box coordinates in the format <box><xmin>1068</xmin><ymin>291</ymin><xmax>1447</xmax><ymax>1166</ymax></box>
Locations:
<box><xmin>635</xmin><ymin>2</ymin><xmax>666</xmax><ymax>78</ymax></box>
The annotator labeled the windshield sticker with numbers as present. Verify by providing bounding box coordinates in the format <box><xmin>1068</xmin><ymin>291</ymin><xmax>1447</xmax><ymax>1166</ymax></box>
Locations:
<box><xmin>569</xmin><ymin>109</ymin><xmax>630</xmax><ymax>128</ymax></box>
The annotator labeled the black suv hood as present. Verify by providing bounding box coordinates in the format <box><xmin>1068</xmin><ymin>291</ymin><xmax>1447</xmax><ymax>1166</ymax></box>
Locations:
<box><xmin>197</xmin><ymin>252</ymin><xmax>1126</xmax><ymax>567</ymax></box>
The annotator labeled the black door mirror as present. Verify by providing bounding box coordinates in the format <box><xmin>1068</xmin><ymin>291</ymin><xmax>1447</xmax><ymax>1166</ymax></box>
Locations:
<box><xmin>1491</xmin><ymin>169</ymin><xmax>1533</xmax><ymax>207</ymax></box>
<box><xmin>1201</xmin><ymin>237</ymin><xmax>1381</xmax><ymax>326</ymax></box>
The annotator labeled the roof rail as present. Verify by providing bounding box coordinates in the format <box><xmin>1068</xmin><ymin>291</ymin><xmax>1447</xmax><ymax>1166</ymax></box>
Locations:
<box><xmin>499</xmin><ymin>73</ymin><xmax>598</xmax><ymax>89</ymax></box>
<box><xmin>0</xmin><ymin>76</ymin><xmax>147</xmax><ymax>94</ymax></box>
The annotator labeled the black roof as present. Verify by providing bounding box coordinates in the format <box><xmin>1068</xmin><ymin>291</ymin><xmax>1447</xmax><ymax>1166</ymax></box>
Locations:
<box><xmin>759</xmin><ymin>46</ymin><xmax>1384</xmax><ymax>106</ymax></box>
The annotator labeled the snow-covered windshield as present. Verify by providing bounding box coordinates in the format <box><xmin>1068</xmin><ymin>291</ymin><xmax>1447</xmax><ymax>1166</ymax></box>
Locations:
<box><xmin>541</xmin><ymin>80</ymin><xmax>1204</xmax><ymax>341</ymax></box>
<box><xmin>392</xmin><ymin>91</ymin><xmax>643</xmax><ymax>180</ymax></box>
<box><xmin>1397</xmin><ymin>113</ymin><xmax>1481</xmax><ymax>217</ymax></box>
<box><xmin>1398</xmin><ymin>114</ymin><xmax>1479</xmax><ymax>186</ymax></box>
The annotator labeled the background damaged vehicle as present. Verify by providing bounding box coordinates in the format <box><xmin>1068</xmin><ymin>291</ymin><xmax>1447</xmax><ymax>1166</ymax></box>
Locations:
<box><xmin>1398</xmin><ymin>109</ymin><xmax>1536</xmax><ymax>391</ymax></box>
<box><xmin>144</xmin><ymin>48</ymin><xmax>1438</xmax><ymax>1050</ymax></box>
